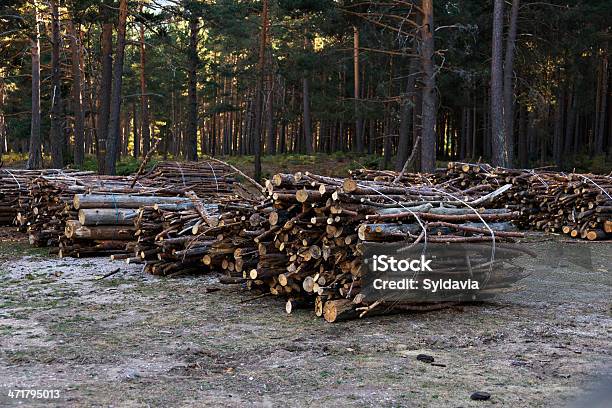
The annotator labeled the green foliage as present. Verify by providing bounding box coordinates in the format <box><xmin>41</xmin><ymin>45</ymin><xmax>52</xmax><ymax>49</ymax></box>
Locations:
<box><xmin>81</xmin><ymin>155</ymin><xmax>159</xmax><ymax>176</ymax></box>
<box><xmin>565</xmin><ymin>155</ymin><xmax>612</xmax><ymax>174</ymax></box>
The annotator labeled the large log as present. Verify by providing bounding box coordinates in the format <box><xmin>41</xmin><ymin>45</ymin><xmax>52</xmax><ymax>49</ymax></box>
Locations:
<box><xmin>74</xmin><ymin>194</ymin><xmax>191</xmax><ymax>209</ymax></box>
<box><xmin>65</xmin><ymin>220</ymin><xmax>135</xmax><ymax>240</ymax></box>
<box><xmin>78</xmin><ymin>208</ymin><xmax>139</xmax><ymax>225</ymax></box>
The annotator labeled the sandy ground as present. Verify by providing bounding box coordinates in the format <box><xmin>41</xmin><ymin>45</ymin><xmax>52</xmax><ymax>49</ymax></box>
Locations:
<box><xmin>0</xmin><ymin>230</ymin><xmax>610</xmax><ymax>407</ymax></box>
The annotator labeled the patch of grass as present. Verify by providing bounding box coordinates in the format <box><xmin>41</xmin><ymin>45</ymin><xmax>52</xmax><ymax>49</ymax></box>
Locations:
<box><xmin>0</xmin><ymin>241</ymin><xmax>48</xmax><ymax>259</ymax></box>
<box><xmin>50</xmin><ymin>314</ymin><xmax>96</xmax><ymax>333</ymax></box>
<box><xmin>98</xmin><ymin>278</ymin><xmax>125</xmax><ymax>287</ymax></box>
<box><xmin>0</xmin><ymin>152</ymin><xmax>29</xmax><ymax>165</ymax></box>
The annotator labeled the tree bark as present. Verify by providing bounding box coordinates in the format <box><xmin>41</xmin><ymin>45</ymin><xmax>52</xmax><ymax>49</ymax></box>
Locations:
<box><xmin>518</xmin><ymin>104</ymin><xmax>528</xmax><ymax>167</ymax></box>
<box><xmin>27</xmin><ymin>0</ymin><xmax>42</xmax><ymax>170</ymax></box>
<box><xmin>302</xmin><ymin>76</ymin><xmax>313</xmax><ymax>154</ymax></box>
<box><xmin>139</xmin><ymin>8</ymin><xmax>151</xmax><ymax>155</ymax></box>
<box><xmin>49</xmin><ymin>0</ymin><xmax>63</xmax><ymax>168</ymax></box>
<box><xmin>253</xmin><ymin>0</ymin><xmax>268</xmax><ymax>181</ymax></box>
<box><xmin>265</xmin><ymin>67</ymin><xmax>276</xmax><ymax>154</ymax></box>
<box><xmin>353</xmin><ymin>26</ymin><xmax>363</xmax><ymax>153</ymax></box>
<box><xmin>132</xmin><ymin>101</ymin><xmax>140</xmax><ymax>157</ymax></box>
<box><xmin>502</xmin><ymin>0</ymin><xmax>519</xmax><ymax>167</ymax></box>
<box><xmin>98</xmin><ymin>2</ymin><xmax>113</xmax><ymax>173</ymax></box>
<box><xmin>105</xmin><ymin>0</ymin><xmax>128</xmax><ymax>175</ymax></box>
<box><xmin>490</xmin><ymin>0</ymin><xmax>507</xmax><ymax>166</ymax></box>
<box><xmin>185</xmin><ymin>16</ymin><xmax>199</xmax><ymax>161</ymax></box>
<box><xmin>553</xmin><ymin>87</ymin><xmax>564</xmax><ymax>167</ymax></box>
<box><xmin>564</xmin><ymin>85</ymin><xmax>575</xmax><ymax>155</ymax></box>
<box><xmin>419</xmin><ymin>0</ymin><xmax>436</xmax><ymax>172</ymax></box>
<box><xmin>395</xmin><ymin>57</ymin><xmax>418</xmax><ymax>171</ymax></box>
<box><xmin>68</xmin><ymin>19</ymin><xmax>85</xmax><ymax>167</ymax></box>
<box><xmin>595</xmin><ymin>44</ymin><xmax>608</xmax><ymax>154</ymax></box>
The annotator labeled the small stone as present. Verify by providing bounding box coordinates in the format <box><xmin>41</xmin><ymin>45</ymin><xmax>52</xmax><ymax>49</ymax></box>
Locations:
<box><xmin>470</xmin><ymin>391</ymin><xmax>491</xmax><ymax>401</ymax></box>
<box><xmin>416</xmin><ymin>354</ymin><xmax>434</xmax><ymax>363</ymax></box>
<box><xmin>124</xmin><ymin>369</ymin><xmax>141</xmax><ymax>380</ymax></box>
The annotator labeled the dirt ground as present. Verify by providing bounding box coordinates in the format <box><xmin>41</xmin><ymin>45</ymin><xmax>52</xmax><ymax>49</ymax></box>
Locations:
<box><xmin>0</xmin><ymin>229</ymin><xmax>610</xmax><ymax>408</ymax></box>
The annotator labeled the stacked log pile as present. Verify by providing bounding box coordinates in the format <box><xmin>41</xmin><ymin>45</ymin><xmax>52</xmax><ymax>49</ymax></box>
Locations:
<box><xmin>61</xmin><ymin>193</ymin><xmax>203</xmax><ymax>258</ymax></box>
<box><xmin>115</xmin><ymin>194</ymin><xmax>266</xmax><ymax>276</ymax></box>
<box><xmin>19</xmin><ymin>160</ymin><xmax>246</xmax><ymax>255</ymax></box>
<box><xmin>20</xmin><ymin>174</ymin><xmax>157</xmax><ymax>248</ymax></box>
<box><xmin>0</xmin><ymin>169</ymin><xmax>93</xmax><ymax>226</ymax></box>
<box><xmin>243</xmin><ymin>171</ymin><xmax>524</xmax><ymax>322</ymax></box>
<box><xmin>440</xmin><ymin>162</ymin><xmax>611</xmax><ymax>240</ymax></box>
<box><xmin>140</xmin><ymin>161</ymin><xmax>246</xmax><ymax>198</ymax></box>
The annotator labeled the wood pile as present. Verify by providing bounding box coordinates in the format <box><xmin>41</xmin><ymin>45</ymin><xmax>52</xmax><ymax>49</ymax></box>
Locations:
<box><xmin>0</xmin><ymin>169</ymin><xmax>93</xmax><ymax>226</ymax></box>
<box><xmin>19</xmin><ymin>174</ymin><xmax>152</xmax><ymax>248</ymax></box>
<box><xmin>439</xmin><ymin>162</ymin><xmax>611</xmax><ymax>240</ymax></box>
<box><xmin>241</xmin><ymin>171</ymin><xmax>524</xmax><ymax>322</ymax></box>
<box><xmin>140</xmin><ymin>161</ymin><xmax>248</xmax><ymax>199</ymax></box>
<box><xmin>112</xmin><ymin>192</ymin><xmax>266</xmax><ymax>276</ymax></box>
<box><xmin>18</xmin><ymin>160</ymin><xmax>247</xmax><ymax>256</ymax></box>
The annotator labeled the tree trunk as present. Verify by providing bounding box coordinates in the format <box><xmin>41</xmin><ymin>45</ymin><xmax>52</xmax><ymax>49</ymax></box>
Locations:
<box><xmin>253</xmin><ymin>0</ymin><xmax>269</xmax><ymax>180</ymax></box>
<box><xmin>68</xmin><ymin>19</ymin><xmax>85</xmax><ymax>167</ymax></box>
<box><xmin>518</xmin><ymin>104</ymin><xmax>528</xmax><ymax>167</ymax></box>
<box><xmin>353</xmin><ymin>26</ymin><xmax>363</xmax><ymax>153</ymax></box>
<box><xmin>553</xmin><ymin>87</ymin><xmax>564</xmax><ymax>167</ymax></box>
<box><xmin>419</xmin><ymin>0</ymin><xmax>436</xmax><ymax>172</ymax></box>
<box><xmin>595</xmin><ymin>45</ymin><xmax>608</xmax><ymax>154</ymax></box>
<box><xmin>265</xmin><ymin>72</ymin><xmax>276</xmax><ymax>154</ymax></box>
<box><xmin>132</xmin><ymin>101</ymin><xmax>140</xmax><ymax>157</ymax></box>
<box><xmin>27</xmin><ymin>0</ymin><xmax>42</xmax><ymax>170</ymax></box>
<box><xmin>105</xmin><ymin>0</ymin><xmax>128</xmax><ymax>175</ymax></box>
<box><xmin>185</xmin><ymin>16</ymin><xmax>199</xmax><ymax>161</ymax></box>
<box><xmin>564</xmin><ymin>86</ymin><xmax>575</xmax><ymax>155</ymax></box>
<box><xmin>98</xmin><ymin>2</ymin><xmax>113</xmax><ymax>173</ymax></box>
<box><xmin>395</xmin><ymin>57</ymin><xmax>418</xmax><ymax>171</ymax></box>
<box><xmin>490</xmin><ymin>0</ymin><xmax>506</xmax><ymax>166</ymax></box>
<box><xmin>502</xmin><ymin>0</ymin><xmax>519</xmax><ymax>167</ymax></box>
<box><xmin>302</xmin><ymin>76</ymin><xmax>313</xmax><ymax>154</ymax></box>
<box><xmin>139</xmin><ymin>9</ymin><xmax>151</xmax><ymax>155</ymax></box>
<box><xmin>49</xmin><ymin>0</ymin><xmax>63</xmax><ymax>168</ymax></box>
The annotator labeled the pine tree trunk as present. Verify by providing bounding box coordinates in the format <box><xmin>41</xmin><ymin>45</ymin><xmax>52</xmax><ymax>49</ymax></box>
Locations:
<box><xmin>253</xmin><ymin>0</ymin><xmax>269</xmax><ymax>180</ymax></box>
<box><xmin>553</xmin><ymin>87</ymin><xmax>564</xmax><ymax>167</ymax></box>
<box><xmin>185</xmin><ymin>16</ymin><xmax>199</xmax><ymax>161</ymax></box>
<box><xmin>105</xmin><ymin>0</ymin><xmax>128</xmax><ymax>175</ymax></box>
<box><xmin>0</xmin><ymin>80</ymin><xmax>5</xmax><ymax>155</ymax></box>
<box><xmin>491</xmin><ymin>0</ymin><xmax>506</xmax><ymax>166</ymax></box>
<box><xmin>49</xmin><ymin>0</ymin><xmax>63</xmax><ymax>168</ymax></box>
<box><xmin>564</xmin><ymin>86</ymin><xmax>575</xmax><ymax>156</ymax></box>
<box><xmin>132</xmin><ymin>101</ymin><xmax>140</xmax><ymax>157</ymax></box>
<box><xmin>27</xmin><ymin>1</ymin><xmax>42</xmax><ymax>170</ymax></box>
<box><xmin>419</xmin><ymin>0</ymin><xmax>436</xmax><ymax>172</ymax></box>
<box><xmin>353</xmin><ymin>26</ymin><xmax>363</xmax><ymax>153</ymax></box>
<box><xmin>502</xmin><ymin>0</ymin><xmax>519</xmax><ymax>167</ymax></box>
<box><xmin>527</xmin><ymin>107</ymin><xmax>537</xmax><ymax>160</ymax></box>
<box><xmin>595</xmin><ymin>45</ymin><xmax>608</xmax><ymax>154</ymax></box>
<box><xmin>518</xmin><ymin>104</ymin><xmax>528</xmax><ymax>167</ymax></box>
<box><xmin>98</xmin><ymin>2</ymin><xmax>113</xmax><ymax>173</ymax></box>
<box><xmin>139</xmin><ymin>11</ymin><xmax>151</xmax><ymax>155</ymax></box>
<box><xmin>265</xmin><ymin>72</ymin><xmax>276</xmax><ymax>154</ymax></box>
<box><xmin>302</xmin><ymin>76</ymin><xmax>313</xmax><ymax>154</ymax></box>
<box><xmin>395</xmin><ymin>57</ymin><xmax>418</xmax><ymax>171</ymax></box>
<box><xmin>68</xmin><ymin>19</ymin><xmax>85</xmax><ymax>167</ymax></box>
